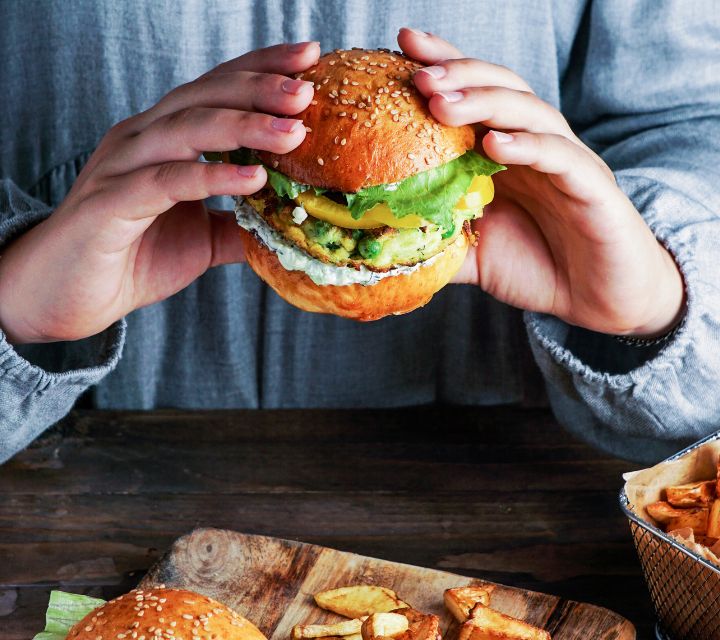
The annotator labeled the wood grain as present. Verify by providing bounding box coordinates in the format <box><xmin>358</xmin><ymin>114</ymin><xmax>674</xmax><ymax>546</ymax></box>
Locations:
<box><xmin>0</xmin><ymin>408</ymin><xmax>655</xmax><ymax>639</ymax></box>
<box><xmin>139</xmin><ymin>529</ymin><xmax>635</xmax><ymax>640</ymax></box>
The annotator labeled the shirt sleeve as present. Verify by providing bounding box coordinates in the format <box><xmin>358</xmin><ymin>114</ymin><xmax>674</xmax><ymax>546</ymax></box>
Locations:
<box><xmin>526</xmin><ymin>0</ymin><xmax>720</xmax><ymax>463</ymax></box>
<box><xmin>0</xmin><ymin>179</ymin><xmax>125</xmax><ymax>464</ymax></box>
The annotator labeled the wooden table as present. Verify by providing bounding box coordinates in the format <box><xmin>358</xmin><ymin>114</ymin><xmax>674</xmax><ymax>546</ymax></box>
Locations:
<box><xmin>0</xmin><ymin>408</ymin><xmax>655</xmax><ymax>638</ymax></box>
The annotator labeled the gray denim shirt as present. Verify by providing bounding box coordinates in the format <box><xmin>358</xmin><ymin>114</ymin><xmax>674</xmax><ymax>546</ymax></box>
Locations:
<box><xmin>1</xmin><ymin>0</ymin><xmax>719</xmax><ymax>464</ymax></box>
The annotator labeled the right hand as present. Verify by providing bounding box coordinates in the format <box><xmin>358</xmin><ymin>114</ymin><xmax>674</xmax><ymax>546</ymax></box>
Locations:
<box><xmin>0</xmin><ymin>42</ymin><xmax>320</xmax><ymax>344</ymax></box>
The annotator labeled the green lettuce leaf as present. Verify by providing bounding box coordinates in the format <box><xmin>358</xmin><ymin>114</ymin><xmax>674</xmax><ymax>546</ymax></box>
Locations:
<box><xmin>33</xmin><ymin>591</ymin><xmax>106</xmax><ymax>640</ymax></box>
<box><xmin>212</xmin><ymin>147</ymin><xmax>504</xmax><ymax>231</ymax></box>
<box><xmin>345</xmin><ymin>151</ymin><xmax>504</xmax><ymax>230</ymax></box>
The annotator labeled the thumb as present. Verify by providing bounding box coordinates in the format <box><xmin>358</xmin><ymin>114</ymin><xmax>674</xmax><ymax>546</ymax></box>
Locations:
<box><xmin>208</xmin><ymin>208</ymin><xmax>247</xmax><ymax>267</ymax></box>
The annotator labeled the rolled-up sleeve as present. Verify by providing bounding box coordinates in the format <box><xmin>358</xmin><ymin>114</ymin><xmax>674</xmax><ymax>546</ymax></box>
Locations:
<box><xmin>0</xmin><ymin>179</ymin><xmax>125</xmax><ymax>464</ymax></box>
<box><xmin>527</xmin><ymin>0</ymin><xmax>720</xmax><ymax>462</ymax></box>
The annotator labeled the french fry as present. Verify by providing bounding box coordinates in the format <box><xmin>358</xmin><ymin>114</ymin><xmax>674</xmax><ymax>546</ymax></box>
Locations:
<box><xmin>459</xmin><ymin>605</ymin><xmax>550</xmax><ymax>640</ymax></box>
<box><xmin>293</xmin><ymin>620</ymin><xmax>364</xmax><ymax>639</ymax></box>
<box><xmin>361</xmin><ymin>613</ymin><xmax>409</xmax><ymax>640</ymax></box>
<box><xmin>444</xmin><ymin>587</ymin><xmax>493</xmax><ymax>622</ymax></box>
<box><xmin>667</xmin><ymin>508</ymin><xmax>709</xmax><ymax>535</ymax></box>
<box><xmin>392</xmin><ymin>608</ymin><xmax>440</xmax><ymax>640</ymax></box>
<box><xmin>315</xmin><ymin>586</ymin><xmax>409</xmax><ymax>619</ymax></box>
<box><xmin>646</xmin><ymin>501</ymin><xmax>707</xmax><ymax>524</ymax></box>
<box><xmin>666</xmin><ymin>480</ymin><xmax>716</xmax><ymax>507</ymax></box>
<box><xmin>707</xmin><ymin>499</ymin><xmax>720</xmax><ymax>538</ymax></box>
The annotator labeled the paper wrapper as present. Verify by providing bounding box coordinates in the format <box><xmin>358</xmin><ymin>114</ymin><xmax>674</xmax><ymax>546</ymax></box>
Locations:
<box><xmin>623</xmin><ymin>434</ymin><xmax>720</xmax><ymax>640</ymax></box>
<box><xmin>623</xmin><ymin>437</ymin><xmax>720</xmax><ymax>567</ymax></box>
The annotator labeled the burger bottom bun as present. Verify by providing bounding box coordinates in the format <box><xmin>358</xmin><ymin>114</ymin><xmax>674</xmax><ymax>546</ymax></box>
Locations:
<box><xmin>240</xmin><ymin>227</ymin><xmax>470</xmax><ymax>321</ymax></box>
<box><xmin>68</xmin><ymin>587</ymin><xmax>267</xmax><ymax>640</ymax></box>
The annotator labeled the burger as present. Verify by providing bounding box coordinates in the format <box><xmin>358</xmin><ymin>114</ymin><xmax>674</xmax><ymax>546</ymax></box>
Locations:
<box><xmin>228</xmin><ymin>48</ymin><xmax>504</xmax><ymax>321</ymax></box>
<box><xmin>62</xmin><ymin>587</ymin><xmax>267</xmax><ymax>640</ymax></box>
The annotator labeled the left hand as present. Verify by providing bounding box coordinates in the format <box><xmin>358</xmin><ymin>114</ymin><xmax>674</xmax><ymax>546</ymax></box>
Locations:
<box><xmin>398</xmin><ymin>28</ymin><xmax>685</xmax><ymax>337</ymax></box>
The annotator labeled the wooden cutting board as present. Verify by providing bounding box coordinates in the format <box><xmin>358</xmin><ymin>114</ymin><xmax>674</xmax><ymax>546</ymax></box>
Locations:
<box><xmin>139</xmin><ymin>528</ymin><xmax>635</xmax><ymax>640</ymax></box>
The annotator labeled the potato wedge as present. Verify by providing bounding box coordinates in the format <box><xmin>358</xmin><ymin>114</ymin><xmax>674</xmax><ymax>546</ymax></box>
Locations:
<box><xmin>392</xmin><ymin>608</ymin><xmax>440</xmax><ymax>640</ymax></box>
<box><xmin>315</xmin><ymin>586</ymin><xmax>409</xmax><ymax>619</ymax></box>
<box><xmin>707</xmin><ymin>499</ymin><xmax>720</xmax><ymax>538</ymax></box>
<box><xmin>666</xmin><ymin>480</ymin><xmax>716</xmax><ymax>507</ymax></box>
<box><xmin>459</xmin><ymin>606</ymin><xmax>550</xmax><ymax>640</ymax></box>
<box><xmin>444</xmin><ymin>587</ymin><xmax>493</xmax><ymax>622</ymax></box>
<box><xmin>667</xmin><ymin>508</ymin><xmax>709</xmax><ymax>535</ymax></box>
<box><xmin>293</xmin><ymin>620</ymin><xmax>364</xmax><ymax>639</ymax></box>
<box><xmin>361</xmin><ymin>613</ymin><xmax>409</xmax><ymax>640</ymax></box>
<box><xmin>646</xmin><ymin>501</ymin><xmax>707</xmax><ymax>525</ymax></box>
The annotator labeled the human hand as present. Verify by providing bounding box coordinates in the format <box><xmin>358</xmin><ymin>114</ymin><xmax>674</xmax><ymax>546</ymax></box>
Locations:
<box><xmin>0</xmin><ymin>42</ymin><xmax>320</xmax><ymax>344</ymax></box>
<box><xmin>399</xmin><ymin>28</ymin><xmax>685</xmax><ymax>337</ymax></box>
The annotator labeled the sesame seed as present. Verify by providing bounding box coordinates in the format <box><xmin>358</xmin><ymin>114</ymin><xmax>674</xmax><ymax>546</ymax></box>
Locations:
<box><xmin>170</xmin><ymin>622</ymin><xmax>176</xmax><ymax>628</ymax></box>
<box><xmin>393</xmin><ymin>115</ymin><xmax>399</xmax><ymax>122</ymax></box>
<box><xmin>331</xmin><ymin>155</ymin><xmax>339</xmax><ymax>161</ymax></box>
<box><xmin>361</xmin><ymin>55</ymin><xmax>369</xmax><ymax>60</ymax></box>
<box><xmin>388</xmin><ymin>80</ymin><xmax>395</xmax><ymax>86</ymax></box>
<box><xmin>272</xmin><ymin>160</ymin><xmax>279</xmax><ymax>168</ymax></box>
<box><xmin>311</xmin><ymin>100</ymin><xmax>318</xmax><ymax>105</ymax></box>
<box><xmin>338</xmin><ymin>111</ymin><xmax>346</xmax><ymax>116</ymax></box>
<box><xmin>342</xmin><ymin>78</ymin><xmax>348</xmax><ymax>85</ymax></box>
<box><xmin>341</xmin><ymin>99</ymin><xmax>348</xmax><ymax>105</ymax></box>
<box><xmin>340</xmin><ymin>138</ymin><xmax>347</xmax><ymax>145</ymax></box>
<box><xmin>390</xmin><ymin>109</ymin><xmax>399</xmax><ymax>115</ymax></box>
<box><xmin>351</xmin><ymin>81</ymin><xmax>359</xmax><ymax>86</ymax></box>
<box><xmin>305</xmin><ymin>126</ymin><xmax>312</xmax><ymax>132</ymax></box>
<box><xmin>408</xmin><ymin>153</ymin><xmax>416</xmax><ymax>159</ymax></box>
<box><xmin>322</xmin><ymin>77</ymin><xmax>329</xmax><ymax>84</ymax></box>
<box><xmin>314</xmin><ymin>83</ymin><xmax>320</xmax><ymax>90</ymax></box>
<box><xmin>183</xmin><ymin>614</ymin><xmax>194</xmax><ymax>620</ymax></box>
<box><xmin>379</xmin><ymin>62</ymin><xmax>387</xmax><ymax>68</ymax></box>
<box><xmin>352</xmin><ymin>112</ymin><xmax>358</xmax><ymax>120</ymax></box>
<box><xmin>85</xmin><ymin>626</ymin><xmax>94</xmax><ymax>632</ymax></box>
<box><xmin>339</xmin><ymin>89</ymin><xmax>348</xmax><ymax>95</ymax></box>
<box><xmin>317</xmin><ymin>157</ymin><xmax>324</xmax><ymax>165</ymax></box>
<box><xmin>364</xmin><ymin>121</ymin><xmax>372</xmax><ymax>127</ymax></box>
<box><xmin>329</xmin><ymin>60</ymin><xmax>336</xmax><ymax>65</ymax></box>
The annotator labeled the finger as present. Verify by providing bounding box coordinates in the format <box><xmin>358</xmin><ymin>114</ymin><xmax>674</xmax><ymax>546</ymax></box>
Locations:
<box><xmin>482</xmin><ymin>130</ymin><xmax>613</xmax><ymax>203</ymax></box>
<box><xmin>108</xmin><ymin>108</ymin><xmax>307</xmax><ymax>173</ymax></box>
<box><xmin>397</xmin><ymin>27</ymin><xmax>464</xmax><ymax>64</ymax></box>
<box><xmin>207</xmin><ymin>209</ymin><xmax>247</xmax><ymax>268</ymax></box>
<box><xmin>207</xmin><ymin>41</ymin><xmax>321</xmax><ymax>76</ymax></box>
<box><xmin>428</xmin><ymin>86</ymin><xmax>573</xmax><ymax>138</ymax></box>
<box><xmin>413</xmin><ymin>58</ymin><xmax>533</xmax><ymax>96</ymax></box>
<box><xmin>139</xmin><ymin>71</ymin><xmax>314</xmax><ymax>127</ymax></box>
<box><xmin>86</xmin><ymin>162</ymin><xmax>265</xmax><ymax>236</ymax></box>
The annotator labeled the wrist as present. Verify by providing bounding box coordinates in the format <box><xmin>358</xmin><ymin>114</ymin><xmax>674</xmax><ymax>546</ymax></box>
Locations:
<box><xmin>624</xmin><ymin>244</ymin><xmax>686</xmax><ymax>339</ymax></box>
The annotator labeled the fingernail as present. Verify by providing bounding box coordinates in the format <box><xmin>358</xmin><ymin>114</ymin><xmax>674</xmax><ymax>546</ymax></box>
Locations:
<box><xmin>271</xmin><ymin>117</ymin><xmax>302</xmax><ymax>133</ymax></box>
<box><xmin>436</xmin><ymin>90</ymin><xmax>464</xmax><ymax>103</ymax></box>
<box><xmin>237</xmin><ymin>165</ymin><xmax>261</xmax><ymax>178</ymax></box>
<box><xmin>419</xmin><ymin>65</ymin><xmax>447</xmax><ymax>80</ymax></box>
<box><xmin>282</xmin><ymin>78</ymin><xmax>312</xmax><ymax>95</ymax></box>
<box><xmin>404</xmin><ymin>27</ymin><xmax>429</xmax><ymax>37</ymax></box>
<box><xmin>288</xmin><ymin>41</ymin><xmax>318</xmax><ymax>53</ymax></box>
<box><xmin>490</xmin><ymin>130</ymin><xmax>514</xmax><ymax>143</ymax></box>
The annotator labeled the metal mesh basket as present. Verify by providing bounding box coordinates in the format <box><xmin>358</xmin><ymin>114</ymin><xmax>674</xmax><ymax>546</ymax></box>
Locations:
<box><xmin>620</xmin><ymin>432</ymin><xmax>720</xmax><ymax>640</ymax></box>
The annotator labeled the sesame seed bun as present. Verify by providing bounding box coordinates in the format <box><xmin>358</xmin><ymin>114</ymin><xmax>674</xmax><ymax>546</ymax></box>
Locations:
<box><xmin>239</xmin><ymin>226</ymin><xmax>470</xmax><ymax>321</ymax></box>
<box><xmin>67</xmin><ymin>587</ymin><xmax>267</xmax><ymax>640</ymax></box>
<box><xmin>258</xmin><ymin>48</ymin><xmax>475</xmax><ymax>192</ymax></box>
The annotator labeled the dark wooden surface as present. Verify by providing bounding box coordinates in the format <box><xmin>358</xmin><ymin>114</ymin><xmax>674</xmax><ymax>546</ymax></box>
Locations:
<box><xmin>0</xmin><ymin>407</ymin><xmax>656</xmax><ymax>638</ymax></box>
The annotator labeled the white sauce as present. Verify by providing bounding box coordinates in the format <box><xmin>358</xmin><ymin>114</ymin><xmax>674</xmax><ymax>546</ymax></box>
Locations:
<box><xmin>234</xmin><ymin>198</ymin><xmax>440</xmax><ymax>287</ymax></box>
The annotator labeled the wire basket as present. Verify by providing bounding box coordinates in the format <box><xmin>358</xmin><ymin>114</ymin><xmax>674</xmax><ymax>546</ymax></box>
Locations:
<box><xmin>620</xmin><ymin>432</ymin><xmax>720</xmax><ymax>640</ymax></box>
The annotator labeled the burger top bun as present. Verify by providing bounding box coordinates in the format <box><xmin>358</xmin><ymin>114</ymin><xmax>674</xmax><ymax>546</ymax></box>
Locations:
<box><xmin>259</xmin><ymin>48</ymin><xmax>475</xmax><ymax>193</ymax></box>
<box><xmin>67</xmin><ymin>587</ymin><xmax>268</xmax><ymax>640</ymax></box>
